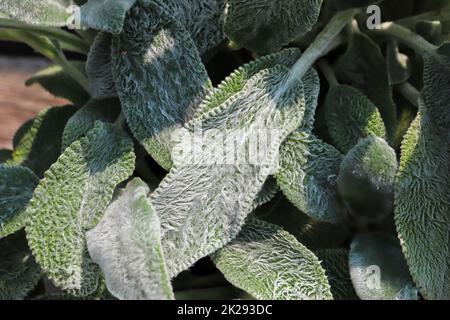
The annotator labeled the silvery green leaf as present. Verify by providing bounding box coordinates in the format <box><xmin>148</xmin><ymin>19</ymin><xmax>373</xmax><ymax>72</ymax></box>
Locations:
<box><xmin>151</xmin><ymin>66</ymin><xmax>307</xmax><ymax>277</ymax></box>
<box><xmin>25</xmin><ymin>122</ymin><xmax>135</xmax><ymax>296</ymax></box>
<box><xmin>225</xmin><ymin>0</ymin><xmax>323</xmax><ymax>54</ymax></box>
<box><xmin>0</xmin><ymin>165</ymin><xmax>39</xmax><ymax>239</ymax></box>
<box><xmin>25</xmin><ymin>62</ymin><xmax>90</xmax><ymax>106</ymax></box>
<box><xmin>145</xmin><ymin>0</ymin><xmax>227</xmax><ymax>54</ymax></box>
<box><xmin>112</xmin><ymin>4</ymin><xmax>211</xmax><ymax>170</ymax></box>
<box><xmin>0</xmin><ymin>232</ymin><xmax>42</xmax><ymax>300</ymax></box>
<box><xmin>212</xmin><ymin>218</ymin><xmax>333</xmax><ymax>300</ymax></box>
<box><xmin>10</xmin><ymin>105</ymin><xmax>78</xmax><ymax>178</ymax></box>
<box><xmin>0</xmin><ymin>149</ymin><xmax>12</xmax><ymax>163</ymax></box>
<box><xmin>349</xmin><ymin>233</ymin><xmax>418</xmax><ymax>300</ymax></box>
<box><xmin>422</xmin><ymin>42</ymin><xmax>450</xmax><ymax>128</ymax></box>
<box><xmin>317</xmin><ymin>249</ymin><xmax>358</xmax><ymax>300</ymax></box>
<box><xmin>276</xmin><ymin>132</ymin><xmax>344</xmax><ymax>223</ymax></box>
<box><xmin>324</xmin><ymin>85</ymin><xmax>386</xmax><ymax>153</ymax></box>
<box><xmin>80</xmin><ymin>0</ymin><xmax>137</xmax><ymax>34</ymax></box>
<box><xmin>0</xmin><ymin>0</ymin><xmax>71</xmax><ymax>27</ymax></box>
<box><xmin>395</xmin><ymin>111</ymin><xmax>450</xmax><ymax>300</ymax></box>
<box><xmin>62</xmin><ymin>98</ymin><xmax>121</xmax><ymax>150</ymax></box>
<box><xmin>338</xmin><ymin>136</ymin><xmax>397</xmax><ymax>224</ymax></box>
<box><xmin>86</xmin><ymin>32</ymin><xmax>116</xmax><ymax>99</ymax></box>
<box><xmin>386</xmin><ymin>40</ymin><xmax>411</xmax><ymax>85</ymax></box>
<box><xmin>86</xmin><ymin>178</ymin><xmax>174</xmax><ymax>300</ymax></box>
<box><xmin>336</xmin><ymin>32</ymin><xmax>397</xmax><ymax>142</ymax></box>
<box><xmin>252</xmin><ymin>177</ymin><xmax>279</xmax><ymax>209</ymax></box>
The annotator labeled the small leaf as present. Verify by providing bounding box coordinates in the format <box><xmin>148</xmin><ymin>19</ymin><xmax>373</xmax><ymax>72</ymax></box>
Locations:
<box><xmin>337</xmin><ymin>136</ymin><xmax>397</xmax><ymax>224</ymax></box>
<box><xmin>0</xmin><ymin>165</ymin><xmax>39</xmax><ymax>239</ymax></box>
<box><xmin>0</xmin><ymin>0</ymin><xmax>71</xmax><ymax>27</ymax></box>
<box><xmin>0</xmin><ymin>232</ymin><xmax>42</xmax><ymax>300</ymax></box>
<box><xmin>336</xmin><ymin>32</ymin><xmax>397</xmax><ymax>142</ymax></box>
<box><xmin>62</xmin><ymin>98</ymin><xmax>121</xmax><ymax>150</ymax></box>
<box><xmin>25</xmin><ymin>62</ymin><xmax>90</xmax><ymax>106</ymax></box>
<box><xmin>212</xmin><ymin>218</ymin><xmax>333</xmax><ymax>300</ymax></box>
<box><xmin>10</xmin><ymin>105</ymin><xmax>78</xmax><ymax>178</ymax></box>
<box><xmin>317</xmin><ymin>249</ymin><xmax>358</xmax><ymax>300</ymax></box>
<box><xmin>395</xmin><ymin>111</ymin><xmax>450</xmax><ymax>300</ymax></box>
<box><xmin>225</xmin><ymin>0</ymin><xmax>323</xmax><ymax>54</ymax></box>
<box><xmin>112</xmin><ymin>4</ymin><xmax>211</xmax><ymax>170</ymax></box>
<box><xmin>324</xmin><ymin>85</ymin><xmax>386</xmax><ymax>153</ymax></box>
<box><xmin>276</xmin><ymin>132</ymin><xmax>344</xmax><ymax>223</ymax></box>
<box><xmin>25</xmin><ymin>122</ymin><xmax>135</xmax><ymax>296</ymax></box>
<box><xmin>349</xmin><ymin>232</ymin><xmax>418</xmax><ymax>300</ymax></box>
<box><xmin>151</xmin><ymin>66</ymin><xmax>307</xmax><ymax>277</ymax></box>
<box><xmin>386</xmin><ymin>40</ymin><xmax>411</xmax><ymax>85</ymax></box>
<box><xmin>86</xmin><ymin>32</ymin><xmax>116</xmax><ymax>99</ymax></box>
<box><xmin>87</xmin><ymin>178</ymin><xmax>174</xmax><ymax>300</ymax></box>
<box><xmin>80</xmin><ymin>0</ymin><xmax>137</xmax><ymax>34</ymax></box>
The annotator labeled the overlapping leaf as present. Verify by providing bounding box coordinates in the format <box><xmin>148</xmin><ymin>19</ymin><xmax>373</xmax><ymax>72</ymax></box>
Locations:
<box><xmin>324</xmin><ymin>85</ymin><xmax>386</xmax><ymax>153</ymax></box>
<box><xmin>112</xmin><ymin>4</ymin><xmax>211</xmax><ymax>170</ymax></box>
<box><xmin>395</xmin><ymin>111</ymin><xmax>450</xmax><ymax>300</ymax></box>
<box><xmin>0</xmin><ymin>165</ymin><xmax>39</xmax><ymax>239</ymax></box>
<box><xmin>349</xmin><ymin>233</ymin><xmax>418</xmax><ymax>300</ymax></box>
<box><xmin>276</xmin><ymin>132</ymin><xmax>344</xmax><ymax>223</ymax></box>
<box><xmin>212</xmin><ymin>218</ymin><xmax>333</xmax><ymax>300</ymax></box>
<box><xmin>25</xmin><ymin>122</ymin><xmax>135</xmax><ymax>296</ymax></box>
<box><xmin>151</xmin><ymin>65</ymin><xmax>307</xmax><ymax>277</ymax></box>
<box><xmin>225</xmin><ymin>0</ymin><xmax>323</xmax><ymax>54</ymax></box>
<box><xmin>86</xmin><ymin>178</ymin><xmax>173</xmax><ymax>300</ymax></box>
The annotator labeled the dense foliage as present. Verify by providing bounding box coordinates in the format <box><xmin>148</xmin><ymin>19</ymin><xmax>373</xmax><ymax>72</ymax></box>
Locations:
<box><xmin>0</xmin><ymin>0</ymin><xmax>449</xmax><ymax>300</ymax></box>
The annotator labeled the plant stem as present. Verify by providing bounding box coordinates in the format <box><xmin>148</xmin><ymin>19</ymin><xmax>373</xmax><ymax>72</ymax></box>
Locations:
<box><xmin>317</xmin><ymin>59</ymin><xmax>339</xmax><ymax>88</ymax></box>
<box><xmin>398</xmin><ymin>82</ymin><xmax>420</xmax><ymax>108</ymax></box>
<box><xmin>283</xmin><ymin>9</ymin><xmax>360</xmax><ymax>90</ymax></box>
<box><xmin>53</xmin><ymin>48</ymin><xmax>91</xmax><ymax>93</ymax></box>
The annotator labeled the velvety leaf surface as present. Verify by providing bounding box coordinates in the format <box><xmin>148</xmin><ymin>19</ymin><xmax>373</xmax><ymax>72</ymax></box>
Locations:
<box><xmin>0</xmin><ymin>232</ymin><xmax>42</xmax><ymax>300</ymax></box>
<box><xmin>276</xmin><ymin>132</ymin><xmax>344</xmax><ymax>223</ymax></box>
<box><xmin>86</xmin><ymin>33</ymin><xmax>116</xmax><ymax>99</ymax></box>
<box><xmin>25</xmin><ymin>62</ymin><xmax>90</xmax><ymax>106</ymax></box>
<box><xmin>212</xmin><ymin>219</ymin><xmax>333</xmax><ymax>300</ymax></box>
<box><xmin>395</xmin><ymin>111</ymin><xmax>450</xmax><ymax>300</ymax></box>
<box><xmin>87</xmin><ymin>179</ymin><xmax>174</xmax><ymax>300</ymax></box>
<box><xmin>151</xmin><ymin>66</ymin><xmax>307</xmax><ymax>277</ymax></box>
<box><xmin>10</xmin><ymin>105</ymin><xmax>78</xmax><ymax>178</ymax></box>
<box><xmin>62</xmin><ymin>98</ymin><xmax>121</xmax><ymax>149</ymax></box>
<box><xmin>349</xmin><ymin>233</ymin><xmax>418</xmax><ymax>300</ymax></box>
<box><xmin>324</xmin><ymin>85</ymin><xmax>386</xmax><ymax>153</ymax></box>
<box><xmin>25</xmin><ymin>122</ymin><xmax>135</xmax><ymax>296</ymax></box>
<box><xmin>225</xmin><ymin>0</ymin><xmax>323</xmax><ymax>54</ymax></box>
<box><xmin>113</xmin><ymin>4</ymin><xmax>211</xmax><ymax>170</ymax></box>
<box><xmin>0</xmin><ymin>165</ymin><xmax>39</xmax><ymax>239</ymax></box>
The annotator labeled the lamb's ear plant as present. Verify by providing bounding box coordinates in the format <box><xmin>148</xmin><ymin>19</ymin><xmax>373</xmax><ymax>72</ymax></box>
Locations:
<box><xmin>0</xmin><ymin>0</ymin><xmax>449</xmax><ymax>300</ymax></box>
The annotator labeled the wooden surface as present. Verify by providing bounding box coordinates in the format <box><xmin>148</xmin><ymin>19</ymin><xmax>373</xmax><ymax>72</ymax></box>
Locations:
<box><xmin>0</xmin><ymin>56</ymin><xmax>69</xmax><ymax>149</ymax></box>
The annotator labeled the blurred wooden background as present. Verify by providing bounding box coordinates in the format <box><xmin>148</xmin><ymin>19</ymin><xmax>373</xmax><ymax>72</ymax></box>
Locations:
<box><xmin>0</xmin><ymin>56</ymin><xmax>68</xmax><ymax>149</ymax></box>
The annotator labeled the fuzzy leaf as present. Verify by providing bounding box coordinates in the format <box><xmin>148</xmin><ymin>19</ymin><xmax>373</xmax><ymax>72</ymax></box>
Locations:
<box><xmin>395</xmin><ymin>111</ymin><xmax>450</xmax><ymax>300</ymax></box>
<box><xmin>25</xmin><ymin>62</ymin><xmax>90</xmax><ymax>106</ymax></box>
<box><xmin>10</xmin><ymin>105</ymin><xmax>78</xmax><ymax>178</ymax></box>
<box><xmin>336</xmin><ymin>32</ymin><xmax>397</xmax><ymax>142</ymax></box>
<box><xmin>324</xmin><ymin>85</ymin><xmax>386</xmax><ymax>153</ymax></box>
<box><xmin>0</xmin><ymin>165</ymin><xmax>39</xmax><ymax>239</ymax></box>
<box><xmin>25</xmin><ymin>122</ymin><xmax>135</xmax><ymax>296</ymax></box>
<box><xmin>422</xmin><ymin>42</ymin><xmax>450</xmax><ymax>128</ymax></box>
<box><xmin>13</xmin><ymin>119</ymin><xmax>34</xmax><ymax>149</ymax></box>
<box><xmin>86</xmin><ymin>33</ymin><xmax>116</xmax><ymax>99</ymax></box>
<box><xmin>386</xmin><ymin>40</ymin><xmax>411</xmax><ymax>85</ymax></box>
<box><xmin>0</xmin><ymin>0</ymin><xmax>71</xmax><ymax>27</ymax></box>
<box><xmin>349</xmin><ymin>233</ymin><xmax>418</xmax><ymax>300</ymax></box>
<box><xmin>151</xmin><ymin>65</ymin><xmax>307</xmax><ymax>277</ymax></box>
<box><xmin>112</xmin><ymin>4</ymin><xmax>211</xmax><ymax>170</ymax></box>
<box><xmin>317</xmin><ymin>249</ymin><xmax>358</xmax><ymax>300</ymax></box>
<box><xmin>225</xmin><ymin>0</ymin><xmax>323</xmax><ymax>54</ymax></box>
<box><xmin>146</xmin><ymin>0</ymin><xmax>227</xmax><ymax>55</ymax></box>
<box><xmin>276</xmin><ymin>132</ymin><xmax>344</xmax><ymax>223</ymax></box>
<box><xmin>338</xmin><ymin>136</ymin><xmax>397</xmax><ymax>223</ymax></box>
<box><xmin>0</xmin><ymin>232</ymin><xmax>42</xmax><ymax>300</ymax></box>
<box><xmin>252</xmin><ymin>177</ymin><xmax>279</xmax><ymax>209</ymax></box>
<box><xmin>86</xmin><ymin>178</ymin><xmax>173</xmax><ymax>300</ymax></box>
<box><xmin>62</xmin><ymin>99</ymin><xmax>121</xmax><ymax>150</ymax></box>
<box><xmin>212</xmin><ymin>218</ymin><xmax>333</xmax><ymax>300</ymax></box>
<box><xmin>80</xmin><ymin>0</ymin><xmax>137</xmax><ymax>34</ymax></box>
